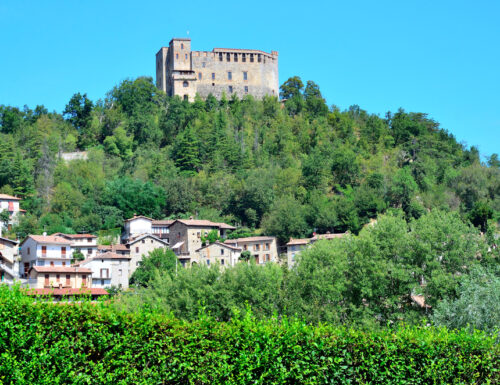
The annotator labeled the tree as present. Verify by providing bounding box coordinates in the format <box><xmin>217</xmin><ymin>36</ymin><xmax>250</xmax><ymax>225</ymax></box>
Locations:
<box><xmin>279</xmin><ymin>76</ymin><xmax>304</xmax><ymax>100</ymax></box>
<box><xmin>171</xmin><ymin>127</ymin><xmax>201</xmax><ymax>176</ymax></box>
<box><xmin>432</xmin><ymin>266</ymin><xmax>500</xmax><ymax>334</ymax></box>
<box><xmin>468</xmin><ymin>201</ymin><xmax>493</xmax><ymax>233</ymax></box>
<box><xmin>63</xmin><ymin>93</ymin><xmax>94</xmax><ymax>147</ymax></box>
<box><xmin>201</xmin><ymin>229</ymin><xmax>220</xmax><ymax>245</ymax></box>
<box><xmin>130</xmin><ymin>248</ymin><xmax>178</xmax><ymax>287</ymax></box>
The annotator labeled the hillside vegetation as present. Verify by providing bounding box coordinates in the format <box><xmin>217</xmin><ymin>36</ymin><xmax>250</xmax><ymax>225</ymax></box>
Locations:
<box><xmin>0</xmin><ymin>76</ymin><xmax>498</xmax><ymax>240</ymax></box>
<box><xmin>0</xmin><ymin>286</ymin><xmax>498</xmax><ymax>385</ymax></box>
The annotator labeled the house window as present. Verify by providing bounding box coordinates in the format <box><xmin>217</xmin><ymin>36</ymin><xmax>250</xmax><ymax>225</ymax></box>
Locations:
<box><xmin>228</xmin><ymin>71</ymin><xmax>232</xmax><ymax>80</ymax></box>
<box><xmin>41</xmin><ymin>246</ymin><xmax>46</xmax><ymax>257</ymax></box>
<box><xmin>244</xmin><ymin>86</ymin><xmax>248</xmax><ymax>93</ymax></box>
<box><xmin>250</xmin><ymin>54</ymin><xmax>254</xmax><ymax>62</ymax></box>
<box><xmin>197</xmin><ymin>232</ymin><xmax>201</xmax><ymax>238</ymax></box>
<box><xmin>221</xmin><ymin>249</ymin><xmax>224</xmax><ymax>255</ymax></box>
<box><xmin>27</xmin><ymin>247</ymin><xmax>30</xmax><ymax>255</ymax></box>
<box><xmin>219</xmin><ymin>53</ymin><xmax>223</xmax><ymax>61</ymax></box>
<box><xmin>228</xmin><ymin>86</ymin><xmax>233</xmax><ymax>93</ymax></box>
<box><xmin>101</xmin><ymin>279</ymin><xmax>105</xmax><ymax>285</ymax></box>
<box><xmin>142</xmin><ymin>240</ymin><xmax>145</xmax><ymax>244</ymax></box>
<box><xmin>243</xmin><ymin>245</ymin><xmax>247</xmax><ymax>251</ymax></box>
<box><xmin>176</xmin><ymin>53</ymin><xmax>179</xmax><ymax>59</ymax></box>
<box><xmin>82</xmin><ymin>275</ymin><xmax>87</xmax><ymax>287</ymax></box>
<box><xmin>135</xmin><ymin>247</ymin><xmax>139</xmax><ymax>253</ymax></box>
<box><xmin>50</xmin><ymin>261</ymin><xmax>54</xmax><ymax>266</ymax></box>
<box><xmin>151</xmin><ymin>239</ymin><xmax>153</xmax><ymax>244</ymax></box>
<box><xmin>212</xmin><ymin>73</ymin><xmax>215</xmax><ymax>80</ymax></box>
<box><xmin>265</xmin><ymin>254</ymin><xmax>270</xmax><ymax>261</ymax></box>
<box><xmin>87</xmin><ymin>248</ymin><xmax>92</xmax><ymax>255</ymax></box>
<box><xmin>87</xmin><ymin>238</ymin><xmax>92</xmax><ymax>242</ymax></box>
<box><xmin>242</xmin><ymin>53</ymin><xmax>246</xmax><ymax>62</ymax></box>
<box><xmin>56</xmin><ymin>274</ymin><xmax>60</xmax><ymax>281</ymax></box>
<box><xmin>198</xmin><ymin>72</ymin><xmax>202</xmax><ymax>80</ymax></box>
<box><xmin>234</xmin><ymin>53</ymin><xmax>238</xmax><ymax>62</ymax></box>
<box><xmin>254</xmin><ymin>244</ymin><xmax>260</xmax><ymax>251</ymax></box>
<box><xmin>101</xmin><ymin>268</ymin><xmax>109</xmax><ymax>278</ymax></box>
<box><xmin>184</xmin><ymin>95</ymin><xmax>188</xmax><ymax>101</ymax></box>
<box><xmin>66</xmin><ymin>275</ymin><xmax>70</xmax><ymax>285</ymax></box>
<box><xmin>226</xmin><ymin>53</ymin><xmax>230</xmax><ymax>62</ymax></box>
<box><xmin>44</xmin><ymin>274</ymin><xmax>49</xmax><ymax>286</ymax></box>
<box><xmin>62</xmin><ymin>261</ymin><xmax>66</xmax><ymax>266</ymax></box>
<box><xmin>265</xmin><ymin>243</ymin><xmax>270</xmax><ymax>250</ymax></box>
<box><xmin>38</xmin><ymin>260</ymin><xmax>45</xmax><ymax>266</ymax></box>
<box><xmin>243</xmin><ymin>71</ymin><xmax>247</xmax><ymax>80</ymax></box>
<box><xmin>118</xmin><ymin>269</ymin><xmax>122</xmax><ymax>276</ymax></box>
<box><xmin>183</xmin><ymin>81</ymin><xmax>189</xmax><ymax>87</ymax></box>
<box><xmin>221</xmin><ymin>259</ymin><xmax>225</xmax><ymax>265</ymax></box>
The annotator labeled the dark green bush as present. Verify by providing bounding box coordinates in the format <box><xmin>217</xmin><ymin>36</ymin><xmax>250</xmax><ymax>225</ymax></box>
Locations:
<box><xmin>0</xmin><ymin>285</ymin><xmax>498</xmax><ymax>384</ymax></box>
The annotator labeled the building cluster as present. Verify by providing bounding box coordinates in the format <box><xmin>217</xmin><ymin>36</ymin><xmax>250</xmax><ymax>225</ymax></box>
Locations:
<box><xmin>0</xmin><ymin>194</ymin><xmax>345</xmax><ymax>300</ymax></box>
<box><xmin>286</xmin><ymin>232</ymin><xmax>347</xmax><ymax>267</ymax></box>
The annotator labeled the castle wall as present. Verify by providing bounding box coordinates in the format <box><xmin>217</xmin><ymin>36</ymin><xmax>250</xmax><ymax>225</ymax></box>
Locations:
<box><xmin>157</xmin><ymin>38</ymin><xmax>278</xmax><ymax>101</ymax></box>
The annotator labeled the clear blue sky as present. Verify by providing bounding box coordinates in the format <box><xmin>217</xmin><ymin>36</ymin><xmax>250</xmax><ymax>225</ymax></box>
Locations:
<box><xmin>1</xmin><ymin>0</ymin><xmax>499</xmax><ymax>158</ymax></box>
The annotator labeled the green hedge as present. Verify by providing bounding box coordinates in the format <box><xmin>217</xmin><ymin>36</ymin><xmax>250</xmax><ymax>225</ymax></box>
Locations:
<box><xmin>0</xmin><ymin>286</ymin><xmax>498</xmax><ymax>384</ymax></box>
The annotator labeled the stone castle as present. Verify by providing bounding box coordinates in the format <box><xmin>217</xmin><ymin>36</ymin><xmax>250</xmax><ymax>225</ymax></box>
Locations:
<box><xmin>156</xmin><ymin>38</ymin><xmax>279</xmax><ymax>101</ymax></box>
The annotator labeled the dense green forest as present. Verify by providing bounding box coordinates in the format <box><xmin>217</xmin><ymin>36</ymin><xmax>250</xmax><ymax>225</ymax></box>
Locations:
<box><xmin>1</xmin><ymin>76</ymin><xmax>499</xmax><ymax>241</ymax></box>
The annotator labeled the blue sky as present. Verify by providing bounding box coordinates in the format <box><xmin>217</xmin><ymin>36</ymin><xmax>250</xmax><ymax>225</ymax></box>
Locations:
<box><xmin>1</xmin><ymin>0</ymin><xmax>499</xmax><ymax>158</ymax></box>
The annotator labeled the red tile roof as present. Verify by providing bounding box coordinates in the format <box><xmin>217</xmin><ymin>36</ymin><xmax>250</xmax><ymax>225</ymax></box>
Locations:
<box><xmin>53</xmin><ymin>233</ymin><xmax>96</xmax><ymax>239</ymax></box>
<box><xmin>124</xmin><ymin>215</ymin><xmax>153</xmax><ymax>223</ymax></box>
<box><xmin>152</xmin><ymin>219</ymin><xmax>175</xmax><ymax>226</ymax></box>
<box><xmin>25</xmin><ymin>288</ymin><xmax>108</xmax><ymax>296</ymax></box>
<box><xmin>286</xmin><ymin>238</ymin><xmax>310</xmax><ymax>246</ymax></box>
<box><xmin>311</xmin><ymin>233</ymin><xmax>346</xmax><ymax>241</ymax></box>
<box><xmin>196</xmin><ymin>241</ymin><xmax>242</xmax><ymax>252</ymax></box>
<box><xmin>0</xmin><ymin>194</ymin><xmax>21</xmax><ymax>200</ymax></box>
<box><xmin>98</xmin><ymin>244</ymin><xmax>129</xmax><ymax>252</ymax></box>
<box><xmin>225</xmin><ymin>236</ymin><xmax>275</xmax><ymax>244</ymax></box>
<box><xmin>30</xmin><ymin>266</ymin><xmax>92</xmax><ymax>274</ymax></box>
<box><xmin>93</xmin><ymin>252</ymin><xmax>131</xmax><ymax>260</ymax></box>
<box><xmin>26</xmin><ymin>235</ymin><xmax>72</xmax><ymax>245</ymax></box>
<box><xmin>173</xmin><ymin>219</ymin><xmax>236</xmax><ymax>229</ymax></box>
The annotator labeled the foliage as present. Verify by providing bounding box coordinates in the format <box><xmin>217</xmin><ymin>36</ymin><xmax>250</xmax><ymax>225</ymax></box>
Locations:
<box><xmin>130</xmin><ymin>248</ymin><xmax>178</xmax><ymax>287</ymax></box>
<box><xmin>0</xmin><ymin>286</ymin><xmax>498</xmax><ymax>384</ymax></box>
<box><xmin>201</xmin><ymin>229</ymin><xmax>220</xmax><ymax>245</ymax></box>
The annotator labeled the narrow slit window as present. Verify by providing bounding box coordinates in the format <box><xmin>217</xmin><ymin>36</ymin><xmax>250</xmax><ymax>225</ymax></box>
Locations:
<box><xmin>212</xmin><ymin>73</ymin><xmax>215</xmax><ymax>80</ymax></box>
<box><xmin>198</xmin><ymin>72</ymin><xmax>202</xmax><ymax>80</ymax></box>
<box><xmin>228</xmin><ymin>71</ymin><xmax>232</xmax><ymax>80</ymax></box>
<box><xmin>243</xmin><ymin>71</ymin><xmax>247</xmax><ymax>80</ymax></box>
<box><xmin>228</xmin><ymin>86</ymin><xmax>233</xmax><ymax>93</ymax></box>
<box><xmin>250</xmin><ymin>54</ymin><xmax>254</xmax><ymax>62</ymax></box>
<box><xmin>245</xmin><ymin>86</ymin><xmax>248</xmax><ymax>93</ymax></box>
<box><xmin>219</xmin><ymin>52</ymin><xmax>223</xmax><ymax>61</ymax></box>
<box><xmin>226</xmin><ymin>53</ymin><xmax>231</xmax><ymax>62</ymax></box>
<box><xmin>258</xmin><ymin>54</ymin><xmax>262</xmax><ymax>63</ymax></box>
<box><xmin>234</xmin><ymin>53</ymin><xmax>238</xmax><ymax>62</ymax></box>
<box><xmin>242</xmin><ymin>53</ymin><xmax>246</xmax><ymax>62</ymax></box>
<box><xmin>181</xmin><ymin>43</ymin><xmax>184</xmax><ymax>49</ymax></box>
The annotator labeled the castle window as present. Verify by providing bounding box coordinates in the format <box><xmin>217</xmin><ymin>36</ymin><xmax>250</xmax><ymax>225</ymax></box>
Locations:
<box><xmin>202</xmin><ymin>62</ymin><xmax>206</xmax><ymax>68</ymax></box>
<box><xmin>234</xmin><ymin>53</ymin><xmax>238</xmax><ymax>62</ymax></box>
<box><xmin>183</xmin><ymin>81</ymin><xmax>189</xmax><ymax>87</ymax></box>
<box><xmin>243</xmin><ymin>71</ymin><xmax>247</xmax><ymax>80</ymax></box>
<box><xmin>250</xmin><ymin>54</ymin><xmax>254</xmax><ymax>62</ymax></box>
<box><xmin>258</xmin><ymin>54</ymin><xmax>262</xmax><ymax>63</ymax></box>
<box><xmin>181</xmin><ymin>43</ymin><xmax>184</xmax><ymax>49</ymax></box>
<box><xmin>242</xmin><ymin>53</ymin><xmax>246</xmax><ymax>62</ymax></box>
<box><xmin>228</xmin><ymin>86</ymin><xmax>233</xmax><ymax>93</ymax></box>
<box><xmin>184</xmin><ymin>95</ymin><xmax>188</xmax><ymax>101</ymax></box>
<box><xmin>245</xmin><ymin>86</ymin><xmax>248</xmax><ymax>93</ymax></box>
<box><xmin>219</xmin><ymin>53</ymin><xmax>223</xmax><ymax>61</ymax></box>
<box><xmin>198</xmin><ymin>72</ymin><xmax>202</xmax><ymax>80</ymax></box>
<box><xmin>226</xmin><ymin>53</ymin><xmax>231</xmax><ymax>62</ymax></box>
<box><xmin>212</xmin><ymin>73</ymin><xmax>215</xmax><ymax>80</ymax></box>
<box><xmin>176</xmin><ymin>53</ymin><xmax>179</xmax><ymax>59</ymax></box>
<box><xmin>185</xmin><ymin>53</ymin><xmax>188</xmax><ymax>60</ymax></box>
<box><xmin>228</xmin><ymin>71</ymin><xmax>232</xmax><ymax>80</ymax></box>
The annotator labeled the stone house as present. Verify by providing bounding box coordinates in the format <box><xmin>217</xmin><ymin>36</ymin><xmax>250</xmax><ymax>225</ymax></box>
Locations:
<box><xmin>0</xmin><ymin>236</ymin><xmax>19</xmax><ymax>283</ymax></box>
<box><xmin>286</xmin><ymin>232</ymin><xmax>347</xmax><ymax>267</ymax></box>
<box><xmin>168</xmin><ymin>219</ymin><xmax>235</xmax><ymax>265</ymax></box>
<box><xmin>224</xmin><ymin>236</ymin><xmax>278</xmax><ymax>264</ymax></box>
<box><xmin>122</xmin><ymin>215</ymin><xmax>173</xmax><ymax>243</ymax></box>
<box><xmin>195</xmin><ymin>241</ymin><xmax>241</xmax><ymax>267</ymax></box>
<box><xmin>127</xmin><ymin>234</ymin><xmax>169</xmax><ymax>277</ymax></box>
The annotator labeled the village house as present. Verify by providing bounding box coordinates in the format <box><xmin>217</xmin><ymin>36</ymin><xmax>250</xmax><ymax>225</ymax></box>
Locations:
<box><xmin>224</xmin><ymin>236</ymin><xmax>279</xmax><ymax>264</ymax></box>
<box><xmin>0</xmin><ymin>236</ymin><xmax>19</xmax><ymax>284</ymax></box>
<box><xmin>97</xmin><ymin>243</ymin><xmax>130</xmax><ymax>256</ymax></box>
<box><xmin>286</xmin><ymin>232</ymin><xmax>347</xmax><ymax>267</ymax></box>
<box><xmin>127</xmin><ymin>234</ymin><xmax>169</xmax><ymax>276</ymax></box>
<box><xmin>122</xmin><ymin>215</ymin><xmax>174</xmax><ymax>243</ymax></box>
<box><xmin>77</xmin><ymin>252</ymin><xmax>131</xmax><ymax>289</ymax></box>
<box><xmin>168</xmin><ymin>219</ymin><xmax>235</xmax><ymax>265</ymax></box>
<box><xmin>0</xmin><ymin>194</ymin><xmax>24</xmax><ymax>237</ymax></box>
<box><xmin>195</xmin><ymin>241</ymin><xmax>241</xmax><ymax>267</ymax></box>
<box><xmin>20</xmin><ymin>234</ymin><xmax>73</xmax><ymax>277</ymax></box>
<box><xmin>25</xmin><ymin>265</ymin><xmax>107</xmax><ymax>299</ymax></box>
<box><xmin>52</xmin><ymin>233</ymin><xmax>98</xmax><ymax>258</ymax></box>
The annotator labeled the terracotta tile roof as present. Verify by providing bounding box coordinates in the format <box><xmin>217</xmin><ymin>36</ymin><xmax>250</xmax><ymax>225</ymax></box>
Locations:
<box><xmin>173</xmin><ymin>219</ymin><xmax>236</xmax><ymax>229</ymax></box>
<box><xmin>124</xmin><ymin>215</ymin><xmax>153</xmax><ymax>223</ymax></box>
<box><xmin>26</xmin><ymin>235</ymin><xmax>72</xmax><ymax>245</ymax></box>
<box><xmin>30</xmin><ymin>266</ymin><xmax>92</xmax><ymax>274</ymax></box>
<box><xmin>25</xmin><ymin>288</ymin><xmax>108</xmax><ymax>296</ymax></box>
<box><xmin>286</xmin><ymin>238</ymin><xmax>310</xmax><ymax>246</ymax></box>
<box><xmin>152</xmin><ymin>219</ymin><xmax>175</xmax><ymax>226</ymax></box>
<box><xmin>53</xmin><ymin>233</ymin><xmax>96</xmax><ymax>239</ymax></box>
<box><xmin>127</xmin><ymin>234</ymin><xmax>169</xmax><ymax>246</ymax></box>
<box><xmin>196</xmin><ymin>241</ymin><xmax>242</xmax><ymax>252</ymax></box>
<box><xmin>311</xmin><ymin>233</ymin><xmax>346</xmax><ymax>241</ymax></box>
<box><xmin>0</xmin><ymin>194</ymin><xmax>21</xmax><ymax>200</ymax></box>
<box><xmin>98</xmin><ymin>244</ymin><xmax>129</xmax><ymax>252</ymax></box>
<box><xmin>94</xmin><ymin>252</ymin><xmax>131</xmax><ymax>260</ymax></box>
<box><xmin>225</xmin><ymin>236</ymin><xmax>275</xmax><ymax>244</ymax></box>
